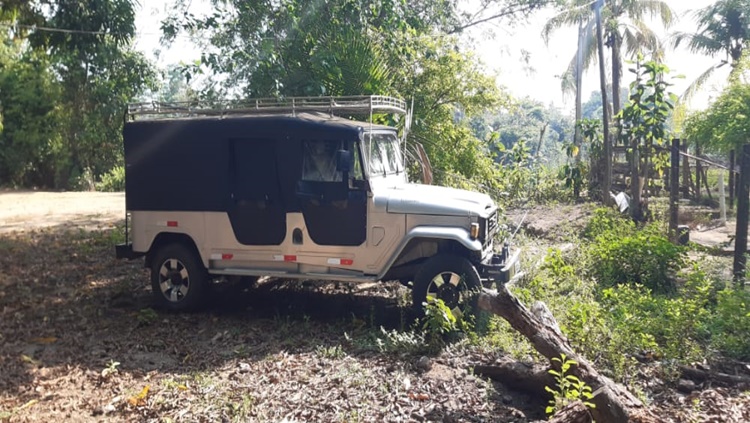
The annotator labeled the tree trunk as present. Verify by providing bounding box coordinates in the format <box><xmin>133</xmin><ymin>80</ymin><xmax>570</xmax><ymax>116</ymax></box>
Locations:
<box><xmin>477</xmin><ymin>287</ymin><xmax>662</xmax><ymax>423</ymax></box>
<box><xmin>595</xmin><ymin>1</ymin><xmax>612</xmax><ymax>206</ymax></box>
<box><xmin>611</xmin><ymin>35</ymin><xmax>622</xmax><ymax>118</ymax></box>
<box><xmin>574</xmin><ymin>21</ymin><xmax>584</xmax><ymax>165</ymax></box>
<box><xmin>473</xmin><ymin>359</ymin><xmax>554</xmax><ymax>396</ymax></box>
<box><xmin>549</xmin><ymin>401</ymin><xmax>593</xmax><ymax>423</ymax></box>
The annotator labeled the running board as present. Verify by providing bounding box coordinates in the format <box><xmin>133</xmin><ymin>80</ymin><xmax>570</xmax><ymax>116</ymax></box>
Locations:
<box><xmin>211</xmin><ymin>268</ymin><xmax>289</xmax><ymax>277</ymax></box>
<box><xmin>210</xmin><ymin>268</ymin><xmax>378</xmax><ymax>283</ymax></box>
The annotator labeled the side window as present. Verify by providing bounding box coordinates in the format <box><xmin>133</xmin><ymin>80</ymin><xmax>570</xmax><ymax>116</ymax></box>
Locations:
<box><xmin>302</xmin><ymin>140</ymin><xmax>342</xmax><ymax>182</ymax></box>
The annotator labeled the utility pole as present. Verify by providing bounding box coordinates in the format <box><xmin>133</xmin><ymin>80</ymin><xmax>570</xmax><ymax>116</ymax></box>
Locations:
<box><xmin>594</xmin><ymin>0</ymin><xmax>612</xmax><ymax>205</ymax></box>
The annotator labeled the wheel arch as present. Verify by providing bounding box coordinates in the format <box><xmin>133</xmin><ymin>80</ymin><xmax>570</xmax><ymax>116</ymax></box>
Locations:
<box><xmin>378</xmin><ymin>226</ymin><xmax>482</xmax><ymax>280</ymax></box>
<box><xmin>146</xmin><ymin>232</ymin><xmax>203</xmax><ymax>269</ymax></box>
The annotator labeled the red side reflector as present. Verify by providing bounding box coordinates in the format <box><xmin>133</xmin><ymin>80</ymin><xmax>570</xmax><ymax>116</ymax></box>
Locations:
<box><xmin>340</xmin><ymin>259</ymin><xmax>353</xmax><ymax>266</ymax></box>
<box><xmin>167</xmin><ymin>221</ymin><xmax>178</xmax><ymax>227</ymax></box>
<box><xmin>222</xmin><ymin>253</ymin><xmax>233</xmax><ymax>260</ymax></box>
<box><xmin>284</xmin><ymin>255</ymin><xmax>297</xmax><ymax>262</ymax></box>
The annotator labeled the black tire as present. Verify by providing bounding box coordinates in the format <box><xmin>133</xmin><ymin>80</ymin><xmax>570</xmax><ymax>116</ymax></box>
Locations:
<box><xmin>150</xmin><ymin>243</ymin><xmax>209</xmax><ymax>312</ymax></box>
<box><xmin>412</xmin><ymin>254</ymin><xmax>481</xmax><ymax>315</ymax></box>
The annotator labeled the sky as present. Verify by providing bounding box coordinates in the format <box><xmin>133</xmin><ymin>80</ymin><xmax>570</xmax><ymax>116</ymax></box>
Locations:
<box><xmin>134</xmin><ymin>0</ymin><xmax>727</xmax><ymax>113</ymax></box>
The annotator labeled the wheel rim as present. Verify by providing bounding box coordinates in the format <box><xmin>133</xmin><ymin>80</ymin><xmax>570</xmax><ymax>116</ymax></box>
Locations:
<box><xmin>426</xmin><ymin>271</ymin><xmax>466</xmax><ymax>309</ymax></box>
<box><xmin>158</xmin><ymin>258</ymin><xmax>190</xmax><ymax>303</ymax></box>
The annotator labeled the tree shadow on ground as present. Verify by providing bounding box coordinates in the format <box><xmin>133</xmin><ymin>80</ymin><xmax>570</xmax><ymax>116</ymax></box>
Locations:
<box><xmin>0</xmin><ymin>225</ymin><xmax>412</xmax><ymax>395</ymax></box>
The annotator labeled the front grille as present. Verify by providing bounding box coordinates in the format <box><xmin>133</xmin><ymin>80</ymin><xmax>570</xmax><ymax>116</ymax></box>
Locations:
<box><xmin>487</xmin><ymin>210</ymin><xmax>498</xmax><ymax>237</ymax></box>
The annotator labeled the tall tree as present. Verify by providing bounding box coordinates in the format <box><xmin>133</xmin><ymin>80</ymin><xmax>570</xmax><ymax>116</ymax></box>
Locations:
<box><xmin>162</xmin><ymin>0</ymin><xmax>528</xmax><ymax>189</ymax></box>
<box><xmin>672</xmin><ymin>0</ymin><xmax>750</xmax><ymax>101</ymax></box>
<box><xmin>604</xmin><ymin>0</ymin><xmax>674</xmax><ymax>119</ymax></box>
<box><xmin>543</xmin><ymin>0</ymin><xmax>597</xmax><ymax>157</ymax></box>
<box><xmin>544</xmin><ymin>0</ymin><xmax>673</xmax><ymax>120</ymax></box>
<box><xmin>16</xmin><ymin>1</ymin><xmax>155</xmax><ymax>188</ymax></box>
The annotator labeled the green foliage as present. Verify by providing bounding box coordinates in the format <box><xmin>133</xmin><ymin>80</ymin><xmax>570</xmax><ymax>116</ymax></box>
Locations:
<box><xmin>617</xmin><ymin>55</ymin><xmax>676</xmax><ymax>197</ymax></box>
<box><xmin>583</xmin><ymin>207</ymin><xmax>635</xmax><ymax>239</ymax></box>
<box><xmin>710</xmin><ymin>287</ymin><xmax>750</xmax><ymax>360</ymax></box>
<box><xmin>587</xmin><ymin>223</ymin><xmax>685</xmax><ymax>294</ymax></box>
<box><xmin>558</xmin><ymin>141</ymin><xmax>586</xmax><ymax>199</ymax></box>
<box><xmin>0</xmin><ymin>0</ymin><xmax>155</xmax><ymax>189</ymax></box>
<box><xmin>578</xmin><ymin>118</ymin><xmax>604</xmax><ymax>201</ymax></box>
<box><xmin>374</xmin><ymin>327</ymin><xmax>428</xmax><ymax>355</ymax></box>
<box><xmin>545</xmin><ymin>354</ymin><xmax>595</xmax><ymax>416</ymax></box>
<box><xmin>684</xmin><ymin>82</ymin><xmax>750</xmax><ymax>153</ymax></box>
<box><xmin>0</xmin><ymin>42</ymin><xmax>61</xmax><ymax>187</ymax></box>
<box><xmin>422</xmin><ymin>298</ymin><xmax>459</xmax><ymax>337</ymax></box>
<box><xmin>96</xmin><ymin>165</ymin><xmax>125</xmax><ymax>192</ymax></box>
<box><xmin>164</xmin><ymin>0</ymin><xmax>512</xmax><ymax>192</ymax></box>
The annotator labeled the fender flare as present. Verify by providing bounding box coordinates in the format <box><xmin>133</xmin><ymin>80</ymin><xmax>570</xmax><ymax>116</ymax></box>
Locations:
<box><xmin>377</xmin><ymin>226</ymin><xmax>481</xmax><ymax>279</ymax></box>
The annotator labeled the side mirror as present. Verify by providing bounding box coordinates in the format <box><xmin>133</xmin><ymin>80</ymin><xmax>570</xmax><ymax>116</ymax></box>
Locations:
<box><xmin>335</xmin><ymin>150</ymin><xmax>353</xmax><ymax>173</ymax></box>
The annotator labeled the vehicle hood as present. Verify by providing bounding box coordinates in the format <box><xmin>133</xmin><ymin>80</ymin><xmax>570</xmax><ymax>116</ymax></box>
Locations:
<box><xmin>384</xmin><ymin>184</ymin><xmax>495</xmax><ymax>218</ymax></box>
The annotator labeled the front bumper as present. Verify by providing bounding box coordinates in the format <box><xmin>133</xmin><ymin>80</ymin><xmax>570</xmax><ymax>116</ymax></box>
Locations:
<box><xmin>478</xmin><ymin>246</ymin><xmax>521</xmax><ymax>284</ymax></box>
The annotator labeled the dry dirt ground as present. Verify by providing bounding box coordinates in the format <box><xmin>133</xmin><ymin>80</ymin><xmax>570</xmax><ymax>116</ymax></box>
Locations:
<box><xmin>0</xmin><ymin>190</ymin><xmax>124</xmax><ymax>233</ymax></box>
<box><xmin>0</xmin><ymin>191</ymin><xmax>749</xmax><ymax>422</ymax></box>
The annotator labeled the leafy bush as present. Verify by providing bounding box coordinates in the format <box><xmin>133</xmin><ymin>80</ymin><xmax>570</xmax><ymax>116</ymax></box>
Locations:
<box><xmin>587</xmin><ymin>224</ymin><xmax>685</xmax><ymax>294</ymax></box>
<box><xmin>96</xmin><ymin>165</ymin><xmax>126</xmax><ymax>192</ymax></box>
<box><xmin>583</xmin><ymin>207</ymin><xmax>635</xmax><ymax>240</ymax></box>
<box><xmin>710</xmin><ymin>288</ymin><xmax>750</xmax><ymax>360</ymax></box>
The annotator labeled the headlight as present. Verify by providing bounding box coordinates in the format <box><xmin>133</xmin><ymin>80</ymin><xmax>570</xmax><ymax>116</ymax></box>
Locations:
<box><xmin>470</xmin><ymin>223</ymin><xmax>480</xmax><ymax>239</ymax></box>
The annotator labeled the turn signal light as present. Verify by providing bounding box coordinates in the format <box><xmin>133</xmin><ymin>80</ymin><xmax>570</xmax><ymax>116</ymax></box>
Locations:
<box><xmin>470</xmin><ymin>223</ymin><xmax>480</xmax><ymax>239</ymax></box>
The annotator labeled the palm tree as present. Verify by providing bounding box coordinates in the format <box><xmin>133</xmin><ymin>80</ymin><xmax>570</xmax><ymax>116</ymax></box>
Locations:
<box><xmin>605</xmin><ymin>0</ymin><xmax>674</xmax><ymax>118</ymax></box>
<box><xmin>673</xmin><ymin>0</ymin><xmax>750</xmax><ymax>207</ymax></box>
<box><xmin>672</xmin><ymin>0</ymin><xmax>750</xmax><ymax>101</ymax></box>
<box><xmin>542</xmin><ymin>0</ymin><xmax>598</xmax><ymax>153</ymax></box>
<box><xmin>544</xmin><ymin>0</ymin><xmax>674</xmax><ymax>118</ymax></box>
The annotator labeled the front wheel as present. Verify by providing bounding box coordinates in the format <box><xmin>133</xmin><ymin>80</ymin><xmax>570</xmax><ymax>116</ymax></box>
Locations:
<box><xmin>151</xmin><ymin>243</ymin><xmax>209</xmax><ymax>312</ymax></box>
<box><xmin>412</xmin><ymin>254</ymin><xmax>481</xmax><ymax>315</ymax></box>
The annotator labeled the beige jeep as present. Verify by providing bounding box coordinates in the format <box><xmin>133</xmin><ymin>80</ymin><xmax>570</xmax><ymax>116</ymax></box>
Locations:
<box><xmin>116</xmin><ymin>96</ymin><xmax>520</xmax><ymax>312</ymax></box>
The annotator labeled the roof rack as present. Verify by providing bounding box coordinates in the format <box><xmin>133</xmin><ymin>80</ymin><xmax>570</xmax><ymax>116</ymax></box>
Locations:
<box><xmin>127</xmin><ymin>95</ymin><xmax>407</xmax><ymax>121</ymax></box>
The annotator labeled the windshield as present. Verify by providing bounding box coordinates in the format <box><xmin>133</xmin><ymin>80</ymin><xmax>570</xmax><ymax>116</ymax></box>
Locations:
<box><xmin>364</xmin><ymin>132</ymin><xmax>403</xmax><ymax>177</ymax></box>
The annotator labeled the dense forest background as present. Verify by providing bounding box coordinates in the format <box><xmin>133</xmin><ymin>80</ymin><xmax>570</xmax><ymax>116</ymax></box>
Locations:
<box><xmin>0</xmin><ymin>0</ymin><xmax>747</xmax><ymax>201</ymax></box>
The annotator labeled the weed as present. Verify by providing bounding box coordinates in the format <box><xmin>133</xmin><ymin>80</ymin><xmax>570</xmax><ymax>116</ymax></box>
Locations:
<box><xmin>137</xmin><ymin>308</ymin><xmax>159</xmax><ymax>326</ymax></box>
<box><xmin>544</xmin><ymin>354</ymin><xmax>595</xmax><ymax>416</ymax></box>
<box><xmin>101</xmin><ymin>359</ymin><xmax>120</xmax><ymax>378</ymax></box>
<box><xmin>375</xmin><ymin>327</ymin><xmax>427</xmax><ymax>355</ymax></box>
<box><xmin>315</xmin><ymin>344</ymin><xmax>346</xmax><ymax>359</ymax></box>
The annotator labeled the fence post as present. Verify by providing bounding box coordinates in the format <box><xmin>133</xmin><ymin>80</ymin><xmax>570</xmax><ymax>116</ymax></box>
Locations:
<box><xmin>695</xmin><ymin>142</ymin><xmax>702</xmax><ymax>201</ymax></box>
<box><xmin>681</xmin><ymin>140</ymin><xmax>690</xmax><ymax>198</ymax></box>
<box><xmin>733</xmin><ymin>144</ymin><xmax>750</xmax><ymax>283</ymax></box>
<box><xmin>670</xmin><ymin>139</ymin><xmax>680</xmax><ymax>240</ymax></box>
<box><xmin>730</xmin><ymin>150</ymin><xmax>736</xmax><ymax>208</ymax></box>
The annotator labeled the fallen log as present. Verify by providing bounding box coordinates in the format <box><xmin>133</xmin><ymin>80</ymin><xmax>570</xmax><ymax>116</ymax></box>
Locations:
<box><xmin>679</xmin><ymin>365</ymin><xmax>750</xmax><ymax>388</ymax></box>
<box><xmin>548</xmin><ymin>401</ymin><xmax>593</xmax><ymax>423</ymax></box>
<box><xmin>477</xmin><ymin>286</ymin><xmax>661</xmax><ymax>423</ymax></box>
<box><xmin>473</xmin><ymin>358</ymin><xmax>554</xmax><ymax>396</ymax></box>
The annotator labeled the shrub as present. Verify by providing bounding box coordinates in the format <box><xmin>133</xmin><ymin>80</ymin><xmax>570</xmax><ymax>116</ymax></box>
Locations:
<box><xmin>710</xmin><ymin>288</ymin><xmax>750</xmax><ymax>360</ymax></box>
<box><xmin>587</xmin><ymin>224</ymin><xmax>685</xmax><ymax>294</ymax></box>
<box><xmin>583</xmin><ymin>207</ymin><xmax>635</xmax><ymax>240</ymax></box>
<box><xmin>96</xmin><ymin>165</ymin><xmax>125</xmax><ymax>192</ymax></box>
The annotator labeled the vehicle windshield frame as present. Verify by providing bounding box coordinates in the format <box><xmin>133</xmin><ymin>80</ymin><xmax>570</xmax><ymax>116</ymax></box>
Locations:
<box><xmin>362</xmin><ymin>130</ymin><xmax>404</xmax><ymax>178</ymax></box>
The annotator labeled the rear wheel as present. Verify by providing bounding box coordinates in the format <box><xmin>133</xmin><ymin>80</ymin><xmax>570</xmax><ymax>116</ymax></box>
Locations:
<box><xmin>412</xmin><ymin>254</ymin><xmax>480</xmax><ymax>315</ymax></box>
<box><xmin>150</xmin><ymin>243</ymin><xmax>208</xmax><ymax>311</ymax></box>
